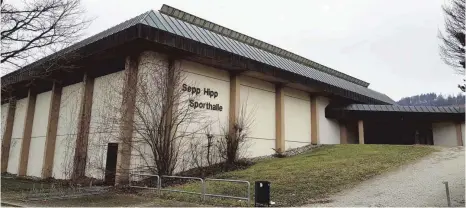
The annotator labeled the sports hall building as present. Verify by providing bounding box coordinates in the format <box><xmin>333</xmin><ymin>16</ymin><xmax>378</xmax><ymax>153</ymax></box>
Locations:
<box><xmin>1</xmin><ymin>5</ymin><xmax>464</xmax><ymax>184</ymax></box>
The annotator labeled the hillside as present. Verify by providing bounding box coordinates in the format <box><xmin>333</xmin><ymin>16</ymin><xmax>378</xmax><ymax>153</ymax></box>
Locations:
<box><xmin>397</xmin><ymin>93</ymin><xmax>465</xmax><ymax>106</ymax></box>
<box><xmin>162</xmin><ymin>145</ymin><xmax>436</xmax><ymax>207</ymax></box>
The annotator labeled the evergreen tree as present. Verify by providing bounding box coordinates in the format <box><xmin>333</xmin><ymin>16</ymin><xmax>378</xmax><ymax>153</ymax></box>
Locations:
<box><xmin>397</xmin><ymin>93</ymin><xmax>465</xmax><ymax>106</ymax></box>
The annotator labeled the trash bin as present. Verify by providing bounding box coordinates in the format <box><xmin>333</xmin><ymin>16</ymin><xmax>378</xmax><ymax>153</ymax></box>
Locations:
<box><xmin>255</xmin><ymin>181</ymin><xmax>270</xmax><ymax>207</ymax></box>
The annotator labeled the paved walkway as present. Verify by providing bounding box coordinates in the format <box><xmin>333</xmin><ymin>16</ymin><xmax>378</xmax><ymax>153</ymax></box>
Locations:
<box><xmin>309</xmin><ymin>146</ymin><xmax>465</xmax><ymax>207</ymax></box>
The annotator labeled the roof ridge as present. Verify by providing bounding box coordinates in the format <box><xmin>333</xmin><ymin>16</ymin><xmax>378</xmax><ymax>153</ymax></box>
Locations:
<box><xmin>139</xmin><ymin>10</ymin><xmax>153</xmax><ymax>23</ymax></box>
<box><xmin>159</xmin><ymin>4</ymin><xmax>370</xmax><ymax>88</ymax></box>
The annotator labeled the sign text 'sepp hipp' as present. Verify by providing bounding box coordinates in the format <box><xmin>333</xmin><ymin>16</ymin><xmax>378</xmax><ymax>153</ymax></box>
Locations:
<box><xmin>182</xmin><ymin>83</ymin><xmax>223</xmax><ymax>111</ymax></box>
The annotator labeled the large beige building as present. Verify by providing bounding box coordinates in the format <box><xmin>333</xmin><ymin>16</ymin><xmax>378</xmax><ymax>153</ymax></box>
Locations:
<box><xmin>1</xmin><ymin>5</ymin><xmax>464</xmax><ymax>185</ymax></box>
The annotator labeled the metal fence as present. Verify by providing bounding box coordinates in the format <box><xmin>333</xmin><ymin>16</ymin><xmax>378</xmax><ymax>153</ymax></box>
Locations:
<box><xmin>128</xmin><ymin>173</ymin><xmax>250</xmax><ymax>206</ymax></box>
<box><xmin>204</xmin><ymin>178</ymin><xmax>250</xmax><ymax>205</ymax></box>
<box><xmin>129</xmin><ymin>173</ymin><xmax>160</xmax><ymax>190</ymax></box>
<box><xmin>160</xmin><ymin>175</ymin><xmax>205</xmax><ymax>200</ymax></box>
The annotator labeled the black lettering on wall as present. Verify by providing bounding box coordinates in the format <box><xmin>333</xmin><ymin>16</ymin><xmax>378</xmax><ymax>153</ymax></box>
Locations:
<box><xmin>182</xmin><ymin>83</ymin><xmax>223</xmax><ymax>111</ymax></box>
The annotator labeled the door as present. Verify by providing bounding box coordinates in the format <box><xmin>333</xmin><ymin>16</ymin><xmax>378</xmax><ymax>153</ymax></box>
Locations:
<box><xmin>104</xmin><ymin>143</ymin><xmax>118</xmax><ymax>185</ymax></box>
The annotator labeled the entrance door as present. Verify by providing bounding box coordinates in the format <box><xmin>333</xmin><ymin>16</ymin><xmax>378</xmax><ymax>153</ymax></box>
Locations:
<box><xmin>104</xmin><ymin>143</ymin><xmax>118</xmax><ymax>185</ymax></box>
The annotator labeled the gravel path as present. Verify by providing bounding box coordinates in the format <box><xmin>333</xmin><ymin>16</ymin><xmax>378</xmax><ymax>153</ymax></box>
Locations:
<box><xmin>309</xmin><ymin>146</ymin><xmax>465</xmax><ymax>207</ymax></box>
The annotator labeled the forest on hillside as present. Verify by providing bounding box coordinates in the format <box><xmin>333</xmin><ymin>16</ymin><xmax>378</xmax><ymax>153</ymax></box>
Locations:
<box><xmin>397</xmin><ymin>93</ymin><xmax>465</xmax><ymax>106</ymax></box>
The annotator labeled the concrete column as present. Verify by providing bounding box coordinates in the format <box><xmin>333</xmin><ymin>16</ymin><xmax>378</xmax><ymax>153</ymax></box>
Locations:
<box><xmin>310</xmin><ymin>96</ymin><xmax>319</xmax><ymax>145</ymax></box>
<box><xmin>358</xmin><ymin>120</ymin><xmax>364</xmax><ymax>144</ymax></box>
<box><xmin>72</xmin><ymin>73</ymin><xmax>95</xmax><ymax>180</ymax></box>
<box><xmin>229</xmin><ymin>72</ymin><xmax>240</xmax><ymax>134</ymax></box>
<box><xmin>42</xmin><ymin>82</ymin><xmax>62</xmax><ymax>178</ymax></box>
<box><xmin>18</xmin><ymin>89</ymin><xmax>37</xmax><ymax>176</ymax></box>
<box><xmin>340</xmin><ymin>122</ymin><xmax>348</xmax><ymax>144</ymax></box>
<box><xmin>115</xmin><ymin>54</ymin><xmax>140</xmax><ymax>185</ymax></box>
<box><xmin>1</xmin><ymin>99</ymin><xmax>16</xmax><ymax>173</ymax></box>
<box><xmin>456</xmin><ymin>123</ymin><xmax>463</xmax><ymax>146</ymax></box>
<box><xmin>275</xmin><ymin>85</ymin><xmax>285</xmax><ymax>153</ymax></box>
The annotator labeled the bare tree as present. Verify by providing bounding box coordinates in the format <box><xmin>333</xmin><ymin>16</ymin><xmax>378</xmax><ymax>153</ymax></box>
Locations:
<box><xmin>218</xmin><ymin>103</ymin><xmax>254</xmax><ymax>168</ymax></box>
<box><xmin>96</xmin><ymin>52</ymin><xmax>209</xmax><ymax>177</ymax></box>
<box><xmin>187</xmin><ymin>127</ymin><xmax>221</xmax><ymax>177</ymax></box>
<box><xmin>439</xmin><ymin>0</ymin><xmax>465</xmax><ymax>91</ymax></box>
<box><xmin>1</xmin><ymin>0</ymin><xmax>91</xmax><ymax>72</ymax></box>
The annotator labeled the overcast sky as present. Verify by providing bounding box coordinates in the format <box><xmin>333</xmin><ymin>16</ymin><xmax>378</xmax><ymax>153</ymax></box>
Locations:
<box><xmin>80</xmin><ymin>0</ymin><xmax>463</xmax><ymax>101</ymax></box>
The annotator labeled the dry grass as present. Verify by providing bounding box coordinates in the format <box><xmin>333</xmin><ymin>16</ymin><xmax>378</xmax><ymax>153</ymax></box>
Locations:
<box><xmin>1</xmin><ymin>177</ymin><xmax>54</xmax><ymax>192</ymax></box>
<box><xmin>30</xmin><ymin>193</ymin><xmax>203</xmax><ymax>207</ymax></box>
<box><xmin>0</xmin><ymin>177</ymin><xmax>202</xmax><ymax>207</ymax></box>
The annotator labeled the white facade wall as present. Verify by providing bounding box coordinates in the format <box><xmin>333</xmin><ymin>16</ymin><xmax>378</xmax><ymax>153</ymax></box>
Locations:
<box><xmin>1</xmin><ymin>103</ymin><xmax>8</xmax><ymax>141</ymax></box>
<box><xmin>7</xmin><ymin>98</ymin><xmax>27</xmax><ymax>174</ymax></box>
<box><xmin>180</xmin><ymin>60</ymin><xmax>230</xmax><ymax>136</ymax></box>
<box><xmin>284</xmin><ymin>87</ymin><xmax>311</xmax><ymax>150</ymax></box>
<box><xmin>177</xmin><ymin>60</ymin><xmax>231</xmax><ymax>171</ymax></box>
<box><xmin>240</xmin><ymin>76</ymin><xmax>275</xmax><ymax>157</ymax></box>
<box><xmin>316</xmin><ymin>96</ymin><xmax>340</xmax><ymax>144</ymax></box>
<box><xmin>27</xmin><ymin>91</ymin><xmax>51</xmax><ymax>177</ymax></box>
<box><xmin>28</xmin><ymin>138</ymin><xmax>46</xmax><ymax>177</ymax></box>
<box><xmin>433</xmin><ymin>122</ymin><xmax>458</xmax><ymax>146</ymax></box>
<box><xmin>87</xmin><ymin>70</ymin><xmax>124</xmax><ymax>179</ymax></box>
<box><xmin>53</xmin><ymin>82</ymin><xmax>83</xmax><ymax>179</ymax></box>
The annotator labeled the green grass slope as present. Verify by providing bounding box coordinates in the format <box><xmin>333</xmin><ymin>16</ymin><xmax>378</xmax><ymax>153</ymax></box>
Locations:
<box><xmin>163</xmin><ymin>144</ymin><xmax>436</xmax><ymax>207</ymax></box>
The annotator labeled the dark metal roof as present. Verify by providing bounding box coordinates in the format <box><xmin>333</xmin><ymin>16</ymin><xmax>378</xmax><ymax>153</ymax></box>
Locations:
<box><xmin>148</xmin><ymin>7</ymin><xmax>394</xmax><ymax>104</ymax></box>
<box><xmin>1</xmin><ymin>5</ymin><xmax>396</xmax><ymax>104</ymax></box>
<box><xmin>159</xmin><ymin>5</ymin><xmax>369</xmax><ymax>87</ymax></box>
<box><xmin>338</xmin><ymin>104</ymin><xmax>465</xmax><ymax>114</ymax></box>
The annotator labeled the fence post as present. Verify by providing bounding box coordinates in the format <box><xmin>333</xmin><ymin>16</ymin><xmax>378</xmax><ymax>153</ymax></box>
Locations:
<box><xmin>158</xmin><ymin>175</ymin><xmax>161</xmax><ymax>195</ymax></box>
<box><xmin>202</xmin><ymin>179</ymin><xmax>206</xmax><ymax>201</ymax></box>
<box><xmin>443</xmin><ymin>181</ymin><xmax>451</xmax><ymax>207</ymax></box>
<box><xmin>247</xmin><ymin>181</ymin><xmax>251</xmax><ymax>207</ymax></box>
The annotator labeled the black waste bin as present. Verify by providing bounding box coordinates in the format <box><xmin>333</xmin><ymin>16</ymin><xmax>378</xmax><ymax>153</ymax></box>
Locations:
<box><xmin>254</xmin><ymin>181</ymin><xmax>270</xmax><ymax>207</ymax></box>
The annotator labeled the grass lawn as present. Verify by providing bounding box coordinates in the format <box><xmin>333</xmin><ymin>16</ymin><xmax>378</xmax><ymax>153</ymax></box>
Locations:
<box><xmin>1</xmin><ymin>177</ymin><xmax>53</xmax><ymax>192</ymax></box>
<box><xmin>162</xmin><ymin>144</ymin><xmax>437</xmax><ymax>207</ymax></box>
<box><xmin>0</xmin><ymin>177</ymin><xmax>202</xmax><ymax>207</ymax></box>
<box><xmin>28</xmin><ymin>193</ymin><xmax>203</xmax><ymax>207</ymax></box>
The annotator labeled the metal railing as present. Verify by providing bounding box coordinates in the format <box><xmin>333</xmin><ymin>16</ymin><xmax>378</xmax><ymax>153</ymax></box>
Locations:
<box><xmin>128</xmin><ymin>174</ymin><xmax>251</xmax><ymax>206</ymax></box>
<box><xmin>204</xmin><ymin>178</ymin><xmax>250</xmax><ymax>206</ymax></box>
<box><xmin>160</xmin><ymin>175</ymin><xmax>205</xmax><ymax>200</ymax></box>
<box><xmin>129</xmin><ymin>173</ymin><xmax>160</xmax><ymax>191</ymax></box>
